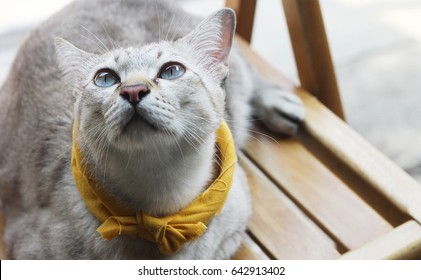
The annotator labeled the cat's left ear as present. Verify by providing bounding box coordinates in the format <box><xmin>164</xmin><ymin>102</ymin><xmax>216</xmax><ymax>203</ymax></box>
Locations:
<box><xmin>55</xmin><ymin>37</ymin><xmax>96</xmax><ymax>86</ymax></box>
<box><xmin>180</xmin><ymin>8</ymin><xmax>236</xmax><ymax>80</ymax></box>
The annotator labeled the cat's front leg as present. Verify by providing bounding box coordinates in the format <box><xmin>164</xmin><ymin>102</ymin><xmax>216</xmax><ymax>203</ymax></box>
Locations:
<box><xmin>252</xmin><ymin>82</ymin><xmax>305</xmax><ymax>136</ymax></box>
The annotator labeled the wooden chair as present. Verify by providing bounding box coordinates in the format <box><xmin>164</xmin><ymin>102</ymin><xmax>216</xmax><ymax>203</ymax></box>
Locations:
<box><xmin>228</xmin><ymin>0</ymin><xmax>421</xmax><ymax>260</ymax></box>
<box><xmin>1</xmin><ymin>0</ymin><xmax>421</xmax><ymax>260</ymax></box>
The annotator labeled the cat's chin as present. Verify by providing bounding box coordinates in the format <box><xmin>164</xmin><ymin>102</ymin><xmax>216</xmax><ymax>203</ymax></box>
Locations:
<box><xmin>110</xmin><ymin>115</ymin><xmax>172</xmax><ymax>151</ymax></box>
<box><xmin>123</xmin><ymin>114</ymin><xmax>159</xmax><ymax>133</ymax></box>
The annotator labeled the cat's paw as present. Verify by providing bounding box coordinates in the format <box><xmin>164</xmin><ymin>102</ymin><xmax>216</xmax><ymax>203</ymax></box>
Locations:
<box><xmin>254</xmin><ymin>86</ymin><xmax>305</xmax><ymax>136</ymax></box>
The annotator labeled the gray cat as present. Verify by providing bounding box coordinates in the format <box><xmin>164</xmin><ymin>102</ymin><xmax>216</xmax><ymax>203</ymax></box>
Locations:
<box><xmin>0</xmin><ymin>0</ymin><xmax>304</xmax><ymax>259</ymax></box>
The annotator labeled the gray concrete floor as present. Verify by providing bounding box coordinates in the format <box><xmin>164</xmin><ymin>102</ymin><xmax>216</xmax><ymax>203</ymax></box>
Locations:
<box><xmin>1</xmin><ymin>0</ymin><xmax>421</xmax><ymax>181</ymax></box>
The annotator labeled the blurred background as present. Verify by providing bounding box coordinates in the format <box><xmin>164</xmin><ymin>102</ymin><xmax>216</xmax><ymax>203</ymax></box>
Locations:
<box><xmin>1</xmin><ymin>0</ymin><xmax>420</xmax><ymax>181</ymax></box>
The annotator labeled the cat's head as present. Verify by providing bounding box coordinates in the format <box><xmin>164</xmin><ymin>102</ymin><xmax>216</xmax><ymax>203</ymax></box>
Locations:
<box><xmin>55</xmin><ymin>9</ymin><xmax>235</xmax><ymax>151</ymax></box>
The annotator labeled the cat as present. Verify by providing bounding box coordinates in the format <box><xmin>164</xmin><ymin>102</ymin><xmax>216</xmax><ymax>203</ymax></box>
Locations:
<box><xmin>0</xmin><ymin>0</ymin><xmax>304</xmax><ymax>259</ymax></box>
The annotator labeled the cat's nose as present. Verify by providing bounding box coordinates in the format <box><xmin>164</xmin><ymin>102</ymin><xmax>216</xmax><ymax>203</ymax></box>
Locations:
<box><xmin>120</xmin><ymin>84</ymin><xmax>150</xmax><ymax>105</ymax></box>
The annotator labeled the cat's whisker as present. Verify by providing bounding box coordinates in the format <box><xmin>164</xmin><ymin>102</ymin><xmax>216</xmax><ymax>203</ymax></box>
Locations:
<box><xmin>176</xmin><ymin>122</ymin><xmax>203</xmax><ymax>153</ymax></box>
<box><xmin>79</xmin><ymin>24</ymin><xmax>109</xmax><ymax>52</ymax></box>
<box><xmin>97</xmin><ymin>139</ymin><xmax>108</xmax><ymax>182</ymax></box>
<box><xmin>165</xmin><ymin>13</ymin><xmax>176</xmax><ymax>42</ymax></box>
<box><xmin>224</xmin><ymin>117</ymin><xmax>264</xmax><ymax>123</ymax></box>
<box><xmin>184</xmin><ymin>134</ymin><xmax>201</xmax><ymax>154</ymax></box>
<box><xmin>230</xmin><ymin>123</ymin><xmax>282</xmax><ymax>147</ymax></box>
<box><xmin>78</xmin><ymin>34</ymin><xmax>108</xmax><ymax>53</ymax></box>
<box><xmin>181</xmin><ymin>118</ymin><xmax>207</xmax><ymax>135</ymax></box>
<box><xmin>102</xmin><ymin>132</ymin><xmax>112</xmax><ymax>182</ymax></box>
<box><xmin>177</xmin><ymin>111</ymin><xmax>210</xmax><ymax>124</ymax></box>
<box><xmin>83</xmin><ymin>122</ymin><xmax>111</xmax><ymax>172</ymax></box>
<box><xmin>149</xmin><ymin>131</ymin><xmax>165</xmax><ymax>166</ymax></box>
<box><xmin>173</xmin><ymin>122</ymin><xmax>200</xmax><ymax>152</ymax></box>
<box><xmin>171</xmin><ymin>15</ymin><xmax>192</xmax><ymax>41</ymax></box>
<box><xmin>102</xmin><ymin>23</ymin><xmax>117</xmax><ymax>50</ymax></box>
<box><xmin>212</xmin><ymin>139</ymin><xmax>224</xmax><ymax>171</ymax></box>
<box><xmin>124</xmin><ymin>149</ymin><xmax>134</xmax><ymax>171</ymax></box>
<box><xmin>171</xmin><ymin>130</ymin><xmax>187</xmax><ymax>165</ymax></box>
<box><xmin>183</xmin><ymin>135</ymin><xmax>198</xmax><ymax>153</ymax></box>
<box><xmin>184</xmin><ymin>125</ymin><xmax>207</xmax><ymax>147</ymax></box>
<box><xmin>154</xmin><ymin>0</ymin><xmax>162</xmax><ymax>42</ymax></box>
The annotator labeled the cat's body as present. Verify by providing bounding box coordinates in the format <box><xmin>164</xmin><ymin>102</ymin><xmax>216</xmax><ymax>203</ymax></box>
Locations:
<box><xmin>0</xmin><ymin>0</ymin><xmax>304</xmax><ymax>259</ymax></box>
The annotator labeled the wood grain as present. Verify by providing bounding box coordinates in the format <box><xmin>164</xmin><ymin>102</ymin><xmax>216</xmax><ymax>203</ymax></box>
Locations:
<box><xmin>244</xmin><ymin>130</ymin><xmax>393</xmax><ymax>251</ymax></box>
<box><xmin>241</xmin><ymin>155</ymin><xmax>340</xmax><ymax>259</ymax></box>
<box><xmin>339</xmin><ymin>220</ymin><xmax>421</xmax><ymax>259</ymax></box>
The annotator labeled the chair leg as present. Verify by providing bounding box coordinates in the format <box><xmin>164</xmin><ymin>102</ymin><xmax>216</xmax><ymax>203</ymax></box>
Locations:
<box><xmin>225</xmin><ymin>0</ymin><xmax>257</xmax><ymax>43</ymax></box>
<box><xmin>282</xmin><ymin>0</ymin><xmax>345</xmax><ymax>120</ymax></box>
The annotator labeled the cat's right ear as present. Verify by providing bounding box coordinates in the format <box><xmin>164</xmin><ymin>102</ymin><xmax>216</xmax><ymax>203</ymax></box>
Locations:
<box><xmin>179</xmin><ymin>9</ymin><xmax>236</xmax><ymax>81</ymax></box>
<box><xmin>55</xmin><ymin>38</ymin><xmax>93</xmax><ymax>85</ymax></box>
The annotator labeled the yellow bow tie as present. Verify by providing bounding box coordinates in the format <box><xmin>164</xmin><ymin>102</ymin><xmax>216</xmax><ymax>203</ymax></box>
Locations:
<box><xmin>71</xmin><ymin>120</ymin><xmax>237</xmax><ymax>255</ymax></box>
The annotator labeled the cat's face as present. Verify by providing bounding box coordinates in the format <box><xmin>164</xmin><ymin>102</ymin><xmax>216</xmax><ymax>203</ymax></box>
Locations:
<box><xmin>56</xmin><ymin>9</ymin><xmax>235</xmax><ymax>151</ymax></box>
<box><xmin>68</xmin><ymin>42</ymin><xmax>224</xmax><ymax>151</ymax></box>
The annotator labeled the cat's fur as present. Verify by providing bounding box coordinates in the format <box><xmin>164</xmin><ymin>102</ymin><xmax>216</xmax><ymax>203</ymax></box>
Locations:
<box><xmin>0</xmin><ymin>0</ymin><xmax>304</xmax><ymax>259</ymax></box>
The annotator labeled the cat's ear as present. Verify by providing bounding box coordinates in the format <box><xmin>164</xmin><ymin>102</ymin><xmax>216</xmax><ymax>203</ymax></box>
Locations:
<box><xmin>180</xmin><ymin>8</ymin><xmax>236</xmax><ymax>80</ymax></box>
<box><xmin>55</xmin><ymin>37</ymin><xmax>95</xmax><ymax>85</ymax></box>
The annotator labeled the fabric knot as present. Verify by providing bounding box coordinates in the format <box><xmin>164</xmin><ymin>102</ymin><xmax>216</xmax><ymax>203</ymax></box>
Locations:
<box><xmin>96</xmin><ymin>212</ymin><xmax>208</xmax><ymax>254</ymax></box>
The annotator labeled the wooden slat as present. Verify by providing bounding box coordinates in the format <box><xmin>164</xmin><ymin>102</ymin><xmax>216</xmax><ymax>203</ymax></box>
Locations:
<box><xmin>245</xmin><ymin>133</ymin><xmax>393</xmax><ymax>251</ymax></box>
<box><xmin>231</xmin><ymin>234</ymin><xmax>270</xmax><ymax>260</ymax></box>
<box><xmin>339</xmin><ymin>220</ymin><xmax>421</xmax><ymax>260</ymax></box>
<box><xmin>241</xmin><ymin>155</ymin><xmax>341</xmax><ymax>259</ymax></box>
<box><xmin>225</xmin><ymin>0</ymin><xmax>257</xmax><ymax>43</ymax></box>
<box><xmin>281</xmin><ymin>0</ymin><xmax>345</xmax><ymax>119</ymax></box>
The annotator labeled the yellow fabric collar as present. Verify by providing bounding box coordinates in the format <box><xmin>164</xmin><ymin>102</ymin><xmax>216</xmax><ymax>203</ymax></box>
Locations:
<box><xmin>71</xmin><ymin>120</ymin><xmax>237</xmax><ymax>255</ymax></box>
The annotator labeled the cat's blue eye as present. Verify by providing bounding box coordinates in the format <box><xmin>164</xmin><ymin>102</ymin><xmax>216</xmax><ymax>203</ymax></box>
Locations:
<box><xmin>94</xmin><ymin>69</ymin><xmax>120</xmax><ymax>87</ymax></box>
<box><xmin>159</xmin><ymin>63</ymin><xmax>186</xmax><ymax>80</ymax></box>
